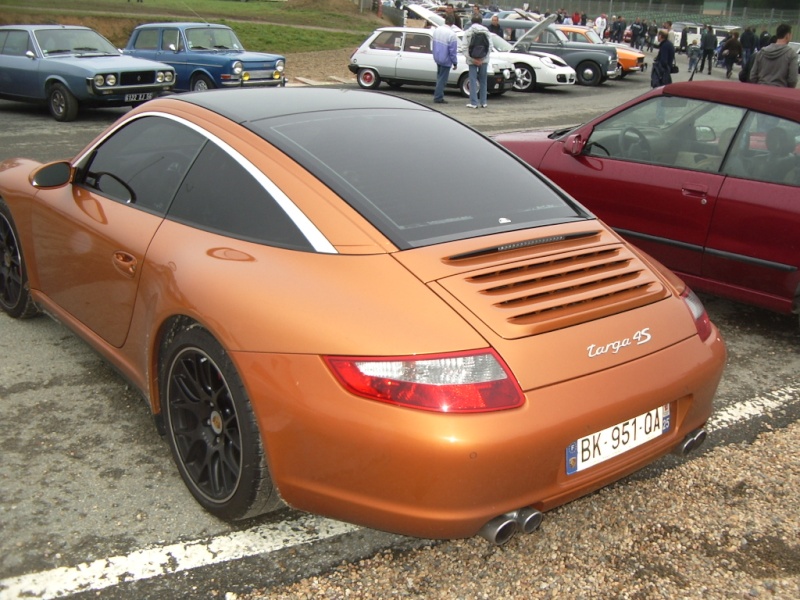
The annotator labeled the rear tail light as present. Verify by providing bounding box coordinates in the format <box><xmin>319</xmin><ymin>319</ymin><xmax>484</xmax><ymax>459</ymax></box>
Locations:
<box><xmin>681</xmin><ymin>288</ymin><xmax>713</xmax><ymax>342</ymax></box>
<box><xmin>325</xmin><ymin>349</ymin><xmax>524</xmax><ymax>413</ymax></box>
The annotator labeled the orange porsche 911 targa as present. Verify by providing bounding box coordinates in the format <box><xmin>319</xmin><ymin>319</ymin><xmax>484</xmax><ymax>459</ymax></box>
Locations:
<box><xmin>0</xmin><ymin>88</ymin><xmax>725</xmax><ymax>544</ymax></box>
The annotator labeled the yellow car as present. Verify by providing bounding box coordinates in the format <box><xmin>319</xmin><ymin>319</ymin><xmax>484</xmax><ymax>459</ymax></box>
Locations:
<box><xmin>557</xmin><ymin>24</ymin><xmax>646</xmax><ymax>77</ymax></box>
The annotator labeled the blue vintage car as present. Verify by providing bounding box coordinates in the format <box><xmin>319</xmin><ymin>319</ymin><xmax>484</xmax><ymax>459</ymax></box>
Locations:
<box><xmin>124</xmin><ymin>23</ymin><xmax>286</xmax><ymax>92</ymax></box>
<box><xmin>0</xmin><ymin>25</ymin><xmax>176</xmax><ymax>121</ymax></box>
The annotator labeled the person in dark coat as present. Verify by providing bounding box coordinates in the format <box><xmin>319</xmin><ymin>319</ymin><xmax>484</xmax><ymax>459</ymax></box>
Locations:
<box><xmin>740</xmin><ymin>27</ymin><xmax>756</xmax><ymax>66</ymax></box>
<box><xmin>651</xmin><ymin>31</ymin><xmax>674</xmax><ymax>87</ymax></box>
<box><xmin>699</xmin><ymin>25</ymin><xmax>716</xmax><ymax>74</ymax></box>
<box><xmin>721</xmin><ymin>31</ymin><xmax>743</xmax><ymax>79</ymax></box>
<box><xmin>758</xmin><ymin>28</ymin><xmax>771</xmax><ymax>50</ymax></box>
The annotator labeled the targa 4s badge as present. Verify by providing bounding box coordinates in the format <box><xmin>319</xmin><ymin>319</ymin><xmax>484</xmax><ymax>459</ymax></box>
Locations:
<box><xmin>587</xmin><ymin>328</ymin><xmax>651</xmax><ymax>358</ymax></box>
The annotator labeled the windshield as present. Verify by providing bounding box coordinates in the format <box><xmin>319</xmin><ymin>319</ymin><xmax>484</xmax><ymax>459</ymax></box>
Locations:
<box><xmin>186</xmin><ymin>27</ymin><xmax>244</xmax><ymax>51</ymax></box>
<box><xmin>35</xmin><ymin>29</ymin><xmax>119</xmax><ymax>55</ymax></box>
<box><xmin>250</xmin><ymin>108</ymin><xmax>586</xmax><ymax>249</ymax></box>
<box><xmin>582</xmin><ymin>29</ymin><xmax>603</xmax><ymax>44</ymax></box>
<box><xmin>490</xmin><ymin>33</ymin><xmax>513</xmax><ymax>52</ymax></box>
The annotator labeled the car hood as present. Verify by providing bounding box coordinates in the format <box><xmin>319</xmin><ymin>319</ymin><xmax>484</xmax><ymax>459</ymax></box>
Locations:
<box><xmin>492</xmin><ymin>129</ymin><xmax>557</xmax><ymax>168</ymax></box>
<box><xmin>47</xmin><ymin>53</ymin><xmax>174</xmax><ymax>70</ymax></box>
<box><xmin>189</xmin><ymin>49</ymin><xmax>284</xmax><ymax>62</ymax></box>
<box><xmin>392</xmin><ymin>221</ymin><xmax>697</xmax><ymax>390</ymax></box>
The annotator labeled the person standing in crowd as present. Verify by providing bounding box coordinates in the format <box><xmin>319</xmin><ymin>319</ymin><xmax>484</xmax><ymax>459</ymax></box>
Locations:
<box><xmin>444</xmin><ymin>3</ymin><xmax>456</xmax><ymax>27</ymax></box>
<box><xmin>758</xmin><ymin>28</ymin><xmax>771</xmax><ymax>50</ymax></box>
<box><xmin>487</xmin><ymin>15</ymin><xmax>503</xmax><ymax>37</ymax></box>
<box><xmin>678</xmin><ymin>27</ymin><xmax>688</xmax><ymax>54</ymax></box>
<box><xmin>651</xmin><ymin>30</ymin><xmax>675</xmax><ymax>88</ymax></box>
<box><xmin>594</xmin><ymin>14</ymin><xmax>607</xmax><ymax>40</ymax></box>
<box><xmin>721</xmin><ymin>30</ymin><xmax>742</xmax><ymax>79</ymax></box>
<box><xmin>740</xmin><ymin>26</ymin><xmax>756</xmax><ymax>67</ymax></box>
<box><xmin>463</xmin><ymin>14</ymin><xmax>492</xmax><ymax>108</ymax></box>
<box><xmin>750</xmin><ymin>24</ymin><xmax>798</xmax><ymax>88</ymax></box>
<box><xmin>631</xmin><ymin>18</ymin><xmax>643</xmax><ymax>49</ymax></box>
<box><xmin>432</xmin><ymin>22</ymin><xmax>459</xmax><ymax>104</ymax></box>
<box><xmin>687</xmin><ymin>39</ymin><xmax>701</xmax><ymax>74</ymax></box>
<box><xmin>646</xmin><ymin>21</ymin><xmax>658</xmax><ymax>51</ymax></box>
<box><xmin>699</xmin><ymin>24</ymin><xmax>716</xmax><ymax>74</ymax></box>
<box><xmin>614</xmin><ymin>16</ymin><xmax>627</xmax><ymax>43</ymax></box>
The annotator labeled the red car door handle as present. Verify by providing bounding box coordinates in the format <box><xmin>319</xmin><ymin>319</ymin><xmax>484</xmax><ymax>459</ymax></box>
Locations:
<box><xmin>113</xmin><ymin>251</ymin><xmax>137</xmax><ymax>278</ymax></box>
<box><xmin>681</xmin><ymin>184</ymin><xmax>708</xmax><ymax>199</ymax></box>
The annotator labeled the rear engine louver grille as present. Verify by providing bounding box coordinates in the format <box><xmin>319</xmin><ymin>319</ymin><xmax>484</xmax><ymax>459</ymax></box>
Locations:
<box><xmin>443</xmin><ymin>245</ymin><xmax>669</xmax><ymax>339</ymax></box>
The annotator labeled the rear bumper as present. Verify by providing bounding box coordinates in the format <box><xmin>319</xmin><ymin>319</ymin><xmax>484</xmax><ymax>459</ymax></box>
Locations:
<box><xmin>234</xmin><ymin>327</ymin><xmax>725</xmax><ymax>539</ymax></box>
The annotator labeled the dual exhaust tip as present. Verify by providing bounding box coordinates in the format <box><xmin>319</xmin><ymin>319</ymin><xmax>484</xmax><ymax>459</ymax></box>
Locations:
<box><xmin>478</xmin><ymin>507</ymin><xmax>543</xmax><ymax>545</ymax></box>
<box><xmin>672</xmin><ymin>428</ymin><xmax>708</xmax><ymax>457</ymax></box>
<box><xmin>479</xmin><ymin>428</ymin><xmax>709</xmax><ymax>545</ymax></box>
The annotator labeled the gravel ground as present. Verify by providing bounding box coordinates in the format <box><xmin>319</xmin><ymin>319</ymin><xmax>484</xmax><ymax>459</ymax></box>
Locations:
<box><xmin>237</xmin><ymin>422</ymin><xmax>800</xmax><ymax>599</ymax></box>
<box><xmin>285</xmin><ymin>48</ymin><xmax>358</xmax><ymax>85</ymax></box>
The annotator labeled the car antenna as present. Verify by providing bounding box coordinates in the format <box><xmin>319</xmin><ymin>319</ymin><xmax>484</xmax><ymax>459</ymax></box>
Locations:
<box><xmin>181</xmin><ymin>1</ymin><xmax>209</xmax><ymax>24</ymax></box>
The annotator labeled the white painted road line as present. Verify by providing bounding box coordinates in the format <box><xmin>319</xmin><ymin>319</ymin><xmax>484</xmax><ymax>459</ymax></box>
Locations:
<box><xmin>0</xmin><ymin>515</ymin><xmax>359</xmax><ymax>600</ymax></box>
<box><xmin>707</xmin><ymin>384</ymin><xmax>799</xmax><ymax>432</ymax></box>
<box><xmin>2</xmin><ymin>383</ymin><xmax>798</xmax><ymax>600</ymax></box>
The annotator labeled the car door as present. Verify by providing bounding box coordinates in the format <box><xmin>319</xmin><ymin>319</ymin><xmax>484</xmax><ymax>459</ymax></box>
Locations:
<box><xmin>362</xmin><ymin>30</ymin><xmax>402</xmax><ymax>80</ymax></box>
<box><xmin>702</xmin><ymin>112</ymin><xmax>800</xmax><ymax>312</ymax></box>
<box><xmin>0</xmin><ymin>29</ymin><xmax>40</xmax><ymax>99</ymax></box>
<box><xmin>538</xmin><ymin>96</ymin><xmax>747</xmax><ymax>277</ymax></box>
<box><xmin>30</xmin><ymin>116</ymin><xmax>205</xmax><ymax>347</ymax></box>
<box><xmin>396</xmin><ymin>32</ymin><xmax>435</xmax><ymax>82</ymax></box>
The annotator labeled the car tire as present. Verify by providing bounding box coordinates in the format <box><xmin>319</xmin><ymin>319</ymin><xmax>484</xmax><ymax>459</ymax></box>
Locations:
<box><xmin>161</xmin><ymin>325</ymin><xmax>282</xmax><ymax>521</ymax></box>
<box><xmin>191</xmin><ymin>74</ymin><xmax>215</xmax><ymax>92</ymax></box>
<box><xmin>458</xmin><ymin>73</ymin><xmax>471</xmax><ymax>98</ymax></box>
<box><xmin>576</xmin><ymin>61</ymin><xmax>602</xmax><ymax>86</ymax></box>
<box><xmin>0</xmin><ymin>199</ymin><xmax>39</xmax><ymax>319</ymax></box>
<box><xmin>47</xmin><ymin>82</ymin><xmax>79</xmax><ymax>122</ymax></box>
<box><xmin>356</xmin><ymin>68</ymin><xmax>381</xmax><ymax>90</ymax></box>
<box><xmin>513</xmin><ymin>64</ymin><xmax>537</xmax><ymax>92</ymax></box>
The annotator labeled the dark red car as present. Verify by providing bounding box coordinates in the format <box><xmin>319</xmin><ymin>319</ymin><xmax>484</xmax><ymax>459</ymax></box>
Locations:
<box><xmin>496</xmin><ymin>81</ymin><xmax>800</xmax><ymax>318</ymax></box>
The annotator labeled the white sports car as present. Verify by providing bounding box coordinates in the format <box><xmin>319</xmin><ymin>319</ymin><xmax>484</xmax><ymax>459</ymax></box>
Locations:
<box><xmin>489</xmin><ymin>32</ymin><xmax>576</xmax><ymax>92</ymax></box>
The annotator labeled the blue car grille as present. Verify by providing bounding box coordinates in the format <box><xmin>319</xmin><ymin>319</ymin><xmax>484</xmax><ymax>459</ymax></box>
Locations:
<box><xmin>119</xmin><ymin>71</ymin><xmax>157</xmax><ymax>86</ymax></box>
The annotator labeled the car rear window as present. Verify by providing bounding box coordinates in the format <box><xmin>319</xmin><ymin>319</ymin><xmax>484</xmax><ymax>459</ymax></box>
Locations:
<box><xmin>248</xmin><ymin>108</ymin><xmax>585</xmax><ymax>249</ymax></box>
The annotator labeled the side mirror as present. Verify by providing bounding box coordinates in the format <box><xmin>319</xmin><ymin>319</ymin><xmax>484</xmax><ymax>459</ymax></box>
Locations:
<box><xmin>169</xmin><ymin>43</ymin><xmax>178</xmax><ymax>52</ymax></box>
<box><xmin>563</xmin><ymin>133</ymin><xmax>586</xmax><ymax>156</ymax></box>
<box><xmin>31</xmin><ymin>162</ymin><xmax>72</xmax><ymax>188</ymax></box>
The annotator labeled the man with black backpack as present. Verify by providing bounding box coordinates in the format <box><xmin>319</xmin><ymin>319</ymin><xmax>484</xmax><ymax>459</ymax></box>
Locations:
<box><xmin>463</xmin><ymin>14</ymin><xmax>492</xmax><ymax>108</ymax></box>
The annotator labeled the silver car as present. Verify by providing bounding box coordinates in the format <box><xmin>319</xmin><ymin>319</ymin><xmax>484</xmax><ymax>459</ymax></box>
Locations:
<box><xmin>349</xmin><ymin>26</ymin><xmax>516</xmax><ymax>97</ymax></box>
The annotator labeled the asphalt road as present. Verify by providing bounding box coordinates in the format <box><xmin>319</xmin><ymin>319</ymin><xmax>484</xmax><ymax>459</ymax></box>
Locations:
<box><xmin>1</xmin><ymin>65</ymin><xmax>799</xmax><ymax>599</ymax></box>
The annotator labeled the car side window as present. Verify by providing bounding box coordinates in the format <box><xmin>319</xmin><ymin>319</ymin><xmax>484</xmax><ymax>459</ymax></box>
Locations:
<box><xmin>167</xmin><ymin>142</ymin><xmax>313</xmax><ymax>251</ymax></box>
<box><xmin>1</xmin><ymin>30</ymin><xmax>32</xmax><ymax>56</ymax></box>
<box><xmin>403</xmin><ymin>34</ymin><xmax>431</xmax><ymax>54</ymax></box>
<box><xmin>585</xmin><ymin>97</ymin><xmax>746</xmax><ymax>171</ymax></box>
<box><xmin>725</xmin><ymin>112</ymin><xmax>800</xmax><ymax>186</ymax></box>
<box><xmin>133</xmin><ymin>29</ymin><xmax>159</xmax><ymax>50</ymax></box>
<box><xmin>161</xmin><ymin>29</ymin><xmax>182</xmax><ymax>51</ymax></box>
<box><xmin>79</xmin><ymin>116</ymin><xmax>205</xmax><ymax>215</ymax></box>
<box><xmin>369</xmin><ymin>31</ymin><xmax>402</xmax><ymax>51</ymax></box>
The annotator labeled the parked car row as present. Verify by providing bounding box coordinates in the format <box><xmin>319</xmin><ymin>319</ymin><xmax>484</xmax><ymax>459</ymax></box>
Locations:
<box><xmin>0</xmin><ymin>22</ymin><xmax>286</xmax><ymax>121</ymax></box>
<box><xmin>349</xmin><ymin>5</ymin><xmax>637</xmax><ymax>95</ymax></box>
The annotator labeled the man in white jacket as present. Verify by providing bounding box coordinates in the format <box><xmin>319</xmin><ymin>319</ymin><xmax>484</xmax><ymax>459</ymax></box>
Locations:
<box><xmin>594</xmin><ymin>14</ymin><xmax>607</xmax><ymax>40</ymax></box>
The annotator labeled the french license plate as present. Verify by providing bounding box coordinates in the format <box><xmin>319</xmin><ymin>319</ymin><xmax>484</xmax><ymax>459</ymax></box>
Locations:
<box><xmin>566</xmin><ymin>404</ymin><xmax>670</xmax><ymax>475</ymax></box>
<box><xmin>125</xmin><ymin>93</ymin><xmax>152</xmax><ymax>102</ymax></box>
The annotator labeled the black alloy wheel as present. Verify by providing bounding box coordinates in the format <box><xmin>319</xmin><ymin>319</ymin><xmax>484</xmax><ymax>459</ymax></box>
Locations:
<box><xmin>162</xmin><ymin>326</ymin><xmax>280</xmax><ymax>520</ymax></box>
<box><xmin>0</xmin><ymin>200</ymin><xmax>38</xmax><ymax>319</ymax></box>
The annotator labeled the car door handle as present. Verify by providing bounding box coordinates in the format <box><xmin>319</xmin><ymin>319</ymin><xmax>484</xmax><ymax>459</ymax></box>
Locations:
<box><xmin>113</xmin><ymin>251</ymin><xmax>137</xmax><ymax>278</ymax></box>
<box><xmin>681</xmin><ymin>183</ymin><xmax>708</xmax><ymax>202</ymax></box>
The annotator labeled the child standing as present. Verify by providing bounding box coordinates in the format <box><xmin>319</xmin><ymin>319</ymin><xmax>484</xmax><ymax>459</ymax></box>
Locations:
<box><xmin>687</xmin><ymin>39</ymin><xmax>701</xmax><ymax>73</ymax></box>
